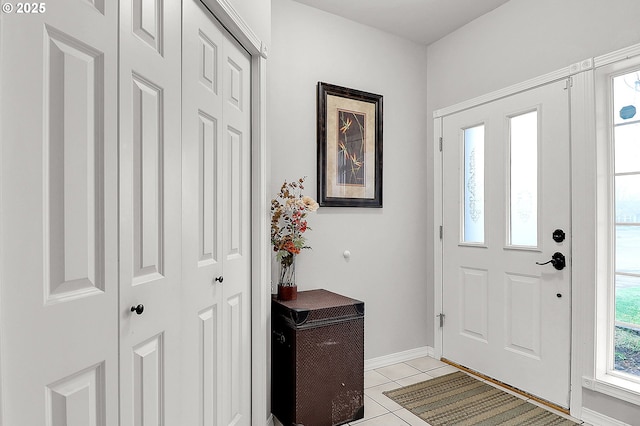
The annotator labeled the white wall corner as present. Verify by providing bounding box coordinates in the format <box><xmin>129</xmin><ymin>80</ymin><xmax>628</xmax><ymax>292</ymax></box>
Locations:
<box><xmin>364</xmin><ymin>346</ymin><xmax>434</xmax><ymax>371</ymax></box>
<box><xmin>581</xmin><ymin>407</ymin><xmax>632</xmax><ymax>426</ymax></box>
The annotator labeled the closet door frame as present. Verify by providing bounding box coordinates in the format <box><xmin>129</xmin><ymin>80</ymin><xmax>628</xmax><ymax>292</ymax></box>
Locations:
<box><xmin>199</xmin><ymin>0</ymin><xmax>271</xmax><ymax>423</ymax></box>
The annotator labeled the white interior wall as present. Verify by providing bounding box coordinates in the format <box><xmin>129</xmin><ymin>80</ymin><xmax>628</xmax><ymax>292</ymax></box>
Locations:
<box><xmin>269</xmin><ymin>0</ymin><xmax>430</xmax><ymax>360</ymax></box>
<box><xmin>226</xmin><ymin>0</ymin><xmax>271</xmax><ymax>48</ymax></box>
<box><xmin>426</xmin><ymin>0</ymin><xmax>640</xmax><ymax>422</ymax></box>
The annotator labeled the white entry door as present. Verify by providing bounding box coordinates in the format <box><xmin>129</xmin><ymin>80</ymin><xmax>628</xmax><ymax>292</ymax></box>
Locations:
<box><xmin>441</xmin><ymin>79</ymin><xmax>572</xmax><ymax>408</ymax></box>
<box><xmin>181</xmin><ymin>1</ymin><xmax>252</xmax><ymax>424</ymax></box>
<box><xmin>0</xmin><ymin>3</ymin><xmax>119</xmax><ymax>425</ymax></box>
<box><xmin>118</xmin><ymin>0</ymin><xmax>183</xmax><ymax>424</ymax></box>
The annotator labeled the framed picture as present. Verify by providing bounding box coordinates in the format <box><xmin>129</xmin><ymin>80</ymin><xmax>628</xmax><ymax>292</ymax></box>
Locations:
<box><xmin>317</xmin><ymin>82</ymin><xmax>383</xmax><ymax>207</ymax></box>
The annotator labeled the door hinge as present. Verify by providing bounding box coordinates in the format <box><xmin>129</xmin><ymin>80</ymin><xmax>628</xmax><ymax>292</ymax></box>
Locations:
<box><xmin>439</xmin><ymin>137</ymin><xmax>443</xmax><ymax>152</ymax></box>
<box><xmin>439</xmin><ymin>225</ymin><xmax>443</xmax><ymax>240</ymax></box>
<box><xmin>565</xmin><ymin>76</ymin><xmax>573</xmax><ymax>90</ymax></box>
<box><xmin>437</xmin><ymin>313</ymin><xmax>445</xmax><ymax>328</ymax></box>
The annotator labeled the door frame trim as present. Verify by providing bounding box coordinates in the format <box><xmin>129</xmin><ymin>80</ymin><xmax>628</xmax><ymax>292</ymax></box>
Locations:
<box><xmin>199</xmin><ymin>1</ymin><xmax>270</xmax><ymax>423</ymax></box>
<box><xmin>432</xmin><ymin>59</ymin><xmax>592</xmax><ymax>120</ymax></box>
<box><xmin>433</xmin><ymin>58</ymin><xmax>593</xmax><ymax>417</ymax></box>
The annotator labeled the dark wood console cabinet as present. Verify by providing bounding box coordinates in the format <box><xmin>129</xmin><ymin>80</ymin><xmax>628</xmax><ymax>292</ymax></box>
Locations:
<box><xmin>271</xmin><ymin>289</ymin><xmax>365</xmax><ymax>426</ymax></box>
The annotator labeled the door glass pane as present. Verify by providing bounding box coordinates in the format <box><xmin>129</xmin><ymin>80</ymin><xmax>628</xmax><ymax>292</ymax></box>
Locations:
<box><xmin>615</xmin><ymin>273</ymin><xmax>640</xmax><ymax>377</ymax></box>
<box><xmin>616</xmin><ymin>225</ymin><xmax>640</xmax><ymax>275</ymax></box>
<box><xmin>613</xmin><ymin>71</ymin><xmax>640</xmax><ymax>125</ymax></box>
<box><xmin>463</xmin><ymin>125</ymin><xmax>484</xmax><ymax>243</ymax></box>
<box><xmin>509</xmin><ymin>111</ymin><xmax>538</xmax><ymax>247</ymax></box>
<box><xmin>615</xmin><ymin>175</ymin><xmax>640</xmax><ymax>224</ymax></box>
<box><xmin>615</xmin><ymin>124</ymin><xmax>640</xmax><ymax>174</ymax></box>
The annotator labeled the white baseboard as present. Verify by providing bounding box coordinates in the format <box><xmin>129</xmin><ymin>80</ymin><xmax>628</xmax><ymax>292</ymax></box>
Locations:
<box><xmin>266</xmin><ymin>413</ymin><xmax>275</xmax><ymax>426</ymax></box>
<box><xmin>581</xmin><ymin>407</ymin><xmax>631</xmax><ymax>426</ymax></box>
<box><xmin>364</xmin><ymin>346</ymin><xmax>434</xmax><ymax>371</ymax></box>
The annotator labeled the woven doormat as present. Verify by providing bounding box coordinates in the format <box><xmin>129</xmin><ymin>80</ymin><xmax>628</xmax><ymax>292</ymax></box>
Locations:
<box><xmin>383</xmin><ymin>372</ymin><xmax>578</xmax><ymax>426</ymax></box>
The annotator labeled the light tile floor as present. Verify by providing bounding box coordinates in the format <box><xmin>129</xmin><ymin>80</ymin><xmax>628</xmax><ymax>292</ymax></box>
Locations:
<box><xmin>274</xmin><ymin>355</ymin><xmax>589</xmax><ymax>426</ymax></box>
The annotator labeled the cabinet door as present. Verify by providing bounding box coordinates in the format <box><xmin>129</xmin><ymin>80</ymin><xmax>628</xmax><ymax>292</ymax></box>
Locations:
<box><xmin>118</xmin><ymin>0</ymin><xmax>183</xmax><ymax>424</ymax></box>
<box><xmin>0</xmin><ymin>2</ymin><xmax>119</xmax><ymax>425</ymax></box>
<box><xmin>181</xmin><ymin>1</ymin><xmax>252</xmax><ymax>424</ymax></box>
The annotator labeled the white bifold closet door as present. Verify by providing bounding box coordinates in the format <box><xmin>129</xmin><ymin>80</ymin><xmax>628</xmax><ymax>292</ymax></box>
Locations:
<box><xmin>0</xmin><ymin>0</ymin><xmax>252</xmax><ymax>424</ymax></box>
<box><xmin>181</xmin><ymin>0</ymin><xmax>252</xmax><ymax>425</ymax></box>
<box><xmin>0</xmin><ymin>1</ymin><xmax>119</xmax><ymax>425</ymax></box>
<box><xmin>118</xmin><ymin>0</ymin><xmax>183</xmax><ymax>424</ymax></box>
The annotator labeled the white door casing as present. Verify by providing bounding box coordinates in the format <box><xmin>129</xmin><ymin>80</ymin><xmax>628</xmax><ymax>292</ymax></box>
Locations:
<box><xmin>0</xmin><ymin>2</ymin><xmax>119</xmax><ymax>425</ymax></box>
<box><xmin>440</xmin><ymin>80</ymin><xmax>572</xmax><ymax>408</ymax></box>
<box><xmin>182</xmin><ymin>1</ymin><xmax>252</xmax><ymax>424</ymax></box>
<box><xmin>118</xmin><ymin>0</ymin><xmax>183</xmax><ymax>424</ymax></box>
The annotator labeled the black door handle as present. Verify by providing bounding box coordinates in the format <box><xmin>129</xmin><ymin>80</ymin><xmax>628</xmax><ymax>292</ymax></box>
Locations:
<box><xmin>130</xmin><ymin>304</ymin><xmax>144</xmax><ymax>315</ymax></box>
<box><xmin>536</xmin><ymin>252</ymin><xmax>566</xmax><ymax>270</ymax></box>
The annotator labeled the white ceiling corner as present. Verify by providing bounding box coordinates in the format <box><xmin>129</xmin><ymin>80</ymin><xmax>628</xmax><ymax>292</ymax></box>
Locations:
<box><xmin>291</xmin><ymin>0</ymin><xmax>511</xmax><ymax>45</ymax></box>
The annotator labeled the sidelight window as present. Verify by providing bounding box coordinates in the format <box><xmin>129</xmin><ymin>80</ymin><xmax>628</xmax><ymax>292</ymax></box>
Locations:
<box><xmin>611</xmin><ymin>70</ymin><xmax>640</xmax><ymax>379</ymax></box>
<box><xmin>597</xmin><ymin>66</ymin><xmax>640</xmax><ymax>391</ymax></box>
<box><xmin>463</xmin><ymin>125</ymin><xmax>485</xmax><ymax>244</ymax></box>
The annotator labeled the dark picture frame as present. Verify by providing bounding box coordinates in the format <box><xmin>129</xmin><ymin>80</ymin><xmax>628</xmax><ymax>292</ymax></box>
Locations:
<box><xmin>317</xmin><ymin>82</ymin><xmax>383</xmax><ymax>208</ymax></box>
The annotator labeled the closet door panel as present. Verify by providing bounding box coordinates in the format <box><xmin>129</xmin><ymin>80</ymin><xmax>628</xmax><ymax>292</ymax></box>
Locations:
<box><xmin>119</xmin><ymin>0</ymin><xmax>182</xmax><ymax>424</ymax></box>
<box><xmin>181</xmin><ymin>1</ymin><xmax>252</xmax><ymax>425</ymax></box>
<box><xmin>0</xmin><ymin>2</ymin><xmax>119</xmax><ymax>424</ymax></box>
<box><xmin>221</xmin><ymin>34</ymin><xmax>252</xmax><ymax>426</ymax></box>
<box><xmin>181</xmin><ymin>1</ymin><xmax>224</xmax><ymax>425</ymax></box>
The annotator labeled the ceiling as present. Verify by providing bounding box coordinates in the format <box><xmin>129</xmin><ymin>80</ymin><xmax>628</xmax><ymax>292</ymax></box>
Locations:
<box><xmin>291</xmin><ymin>0</ymin><xmax>511</xmax><ymax>45</ymax></box>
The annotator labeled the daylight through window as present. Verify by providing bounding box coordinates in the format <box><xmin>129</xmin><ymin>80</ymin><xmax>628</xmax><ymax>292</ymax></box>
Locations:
<box><xmin>612</xmin><ymin>70</ymin><xmax>640</xmax><ymax>378</ymax></box>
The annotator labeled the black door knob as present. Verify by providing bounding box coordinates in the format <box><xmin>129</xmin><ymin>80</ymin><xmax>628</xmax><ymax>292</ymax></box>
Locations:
<box><xmin>215</xmin><ymin>276</ymin><xmax>224</xmax><ymax>283</ymax></box>
<box><xmin>130</xmin><ymin>304</ymin><xmax>144</xmax><ymax>315</ymax></box>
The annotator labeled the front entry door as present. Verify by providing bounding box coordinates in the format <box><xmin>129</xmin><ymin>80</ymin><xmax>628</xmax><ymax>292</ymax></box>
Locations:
<box><xmin>441</xmin><ymin>79</ymin><xmax>572</xmax><ymax>408</ymax></box>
